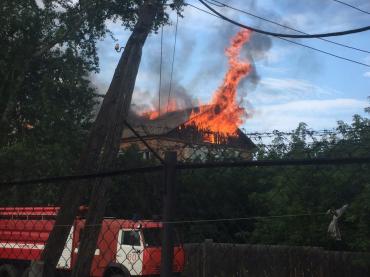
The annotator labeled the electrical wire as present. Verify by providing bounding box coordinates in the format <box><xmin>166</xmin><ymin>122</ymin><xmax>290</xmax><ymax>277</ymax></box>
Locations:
<box><xmin>51</xmin><ymin>212</ymin><xmax>326</xmax><ymax>226</ymax></box>
<box><xmin>204</xmin><ymin>0</ymin><xmax>224</xmax><ymax>7</ymax></box>
<box><xmin>124</xmin><ymin>121</ymin><xmax>165</xmax><ymax>164</ymax></box>
<box><xmin>185</xmin><ymin>3</ymin><xmax>370</xmax><ymax>67</ymax></box>
<box><xmin>2</xmin><ymin>156</ymin><xmax>370</xmax><ymax>187</ymax></box>
<box><xmin>332</xmin><ymin>0</ymin><xmax>370</xmax><ymax>15</ymax></box>
<box><xmin>164</xmin><ymin>212</ymin><xmax>327</xmax><ymax>224</ymax></box>
<box><xmin>278</xmin><ymin>36</ymin><xmax>370</xmax><ymax>67</ymax></box>
<box><xmin>158</xmin><ymin>25</ymin><xmax>164</xmax><ymax>117</ymax></box>
<box><xmin>167</xmin><ymin>13</ymin><xmax>179</xmax><ymax>113</ymax></box>
<box><xmin>198</xmin><ymin>0</ymin><xmax>370</xmax><ymax>38</ymax></box>
<box><xmin>207</xmin><ymin>0</ymin><xmax>370</xmax><ymax>54</ymax></box>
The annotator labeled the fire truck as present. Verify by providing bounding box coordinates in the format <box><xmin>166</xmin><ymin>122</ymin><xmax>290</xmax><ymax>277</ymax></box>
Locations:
<box><xmin>0</xmin><ymin>207</ymin><xmax>185</xmax><ymax>277</ymax></box>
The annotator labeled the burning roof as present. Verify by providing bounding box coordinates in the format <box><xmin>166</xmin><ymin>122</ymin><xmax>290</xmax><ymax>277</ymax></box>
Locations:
<box><xmin>123</xmin><ymin>29</ymin><xmax>255</xmax><ymax>150</ymax></box>
<box><xmin>123</xmin><ymin>106</ymin><xmax>255</xmax><ymax>149</ymax></box>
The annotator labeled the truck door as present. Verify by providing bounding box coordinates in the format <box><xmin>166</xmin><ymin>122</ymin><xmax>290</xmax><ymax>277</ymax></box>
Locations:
<box><xmin>116</xmin><ymin>229</ymin><xmax>143</xmax><ymax>275</ymax></box>
<box><xmin>56</xmin><ymin>226</ymin><xmax>74</xmax><ymax>269</ymax></box>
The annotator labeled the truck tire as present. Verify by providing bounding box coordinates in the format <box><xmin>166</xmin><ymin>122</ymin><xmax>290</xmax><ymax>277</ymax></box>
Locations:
<box><xmin>0</xmin><ymin>264</ymin><xmax>18</xmax><ymax>277</ymax></box>
<box><xmin>104</xmin><ymin>266</ymin><xmax>130</xmax><ymax>277</ymax></box>
<box><xmin>20</xmin><ymin>267</ymin><xmax>30</xmax><ymax>277</ymax></box>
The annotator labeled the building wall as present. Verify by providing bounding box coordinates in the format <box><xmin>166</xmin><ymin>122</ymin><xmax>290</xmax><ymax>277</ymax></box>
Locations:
<box><xmin>120</xmin><ymin>137</ymin><xmax>253</xmax><ymax>162</ymax></box>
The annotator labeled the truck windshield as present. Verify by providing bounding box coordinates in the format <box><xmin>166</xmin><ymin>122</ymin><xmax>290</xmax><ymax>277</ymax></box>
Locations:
<box><xmin>142</xmin><ymin>228</ymin><xmax>180</xmax><ymax>247</ymax></box>
<box><xmin>143</xmin><ymin>228</ymin><xmax>161</xmax><ymax>247</ymax></box>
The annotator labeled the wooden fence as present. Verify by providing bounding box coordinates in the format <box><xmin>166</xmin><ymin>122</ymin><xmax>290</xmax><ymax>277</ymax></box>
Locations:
<box><xmin>182</xmin><ymin>240</ymin><xmax>370</xmax><ymax>277</ymax></box>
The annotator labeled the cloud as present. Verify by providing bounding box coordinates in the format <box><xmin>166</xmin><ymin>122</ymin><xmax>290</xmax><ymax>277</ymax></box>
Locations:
<box><xmin>261</xmin><ymin>98</ymin><xmax>367</xmax><ymax>113</ymax></box>
<box><xmin>260</xmin><ymin>78</ymin><xmax>333</xmax><ymax>94</ymax></box>
<box><xmin>246</xmin><ymin>98</ymin><xmax>368</xmax><ymax>132</ymax></box>
<box><xmin>92</xmin><ymin>0</ymin><xmax>369</xmax><ymax>133</ymax></box>
<box><xmin>250</xmin><ymin>78</ymin><xmax>338</xmax><ymax>105</ymax></box>
<box><xmin>35</xmin><ymin>0</ymin><xmax>45</xmax><ymax>9</ymax></box>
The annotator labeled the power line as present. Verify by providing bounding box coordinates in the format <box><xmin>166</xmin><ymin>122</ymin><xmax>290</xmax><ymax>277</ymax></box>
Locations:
<box><xmin>167</xmin><ymin>13</ymin><xmax>179</xmax><ymax>113</ymax></box>
<box><xmin>332</xmin><ymin>0</ymin><xmax>370</xmax><ymax>15</ymax></box>
<box><xmin>204</xmin><ymin>0</ymin><xmax>224</xmax><ymax>8</ymax></box>
<box><xmin>186</xmin><ymin>3</ymin><xmax>370</xmax><ymax>67</ymax></box>
<box><xmin>2</xmin><ymin>157</ymin><xmax>369</xmax><ymax>187</ymax></box>
<box><xmin>124</xmin><ymin>121</ymin><xmax>165</xmax><ymax>164</ymax></box>
<box><xmin>208</xmin><ymin>0</ymin><xmax>370</xmax><ymax>54</ymax></box>
<box><xmin>187</xmin><ymin>2</ymin><xmax>219</xmax><ymax>17</ymax></box>
<box><xmin>178</xmin><ymin>157</ymin><xmax>370</xmax><ymax>170</ymax></box>
<box><xmin>0</xmin><ymin>165</ymin><xmax>164</xmax><ymax>187</ymax></box>
<box><xmin>129</xmin><ymin>123</ymin><xmax>370</xmax><ymax>137</ymax></box>
<box><xmin>164</xmin><ymin>212</ymin><xmax>327</xmax><ymax>224</ymax></box>
<box><xmin>46</xmin><ymin>212</ymin><xmax>327</xmax><ymax>225</ymax></box>
<box><xmin>158</xmin><ymin>25</ymin><xmax>164</xmax><ymax>116</ymax></box>
<box><xmin>198</xmin><ymin>0</ymin><xmax>370</xmax><ymax>38</ymax></box>
<box><xmin>278</xmin><ymin>36</ymin><xmax>370</xmax><ymax>67</ymax></box>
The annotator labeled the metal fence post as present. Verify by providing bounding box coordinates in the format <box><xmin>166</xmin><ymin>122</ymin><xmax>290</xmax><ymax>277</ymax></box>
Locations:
<box><xmin>29</xmin><ymin>261</ymin><xmax>44</xmax><ymax>277</ymax></box>
<box><xmin>202</xmin><ymin>239</ymin><xmax>213</xmax><ymax>277</ymax></box>
<box><xmin>161</xmin><ymin>151</ymin><xmax>177</xmax><ymax>277</ymax></box>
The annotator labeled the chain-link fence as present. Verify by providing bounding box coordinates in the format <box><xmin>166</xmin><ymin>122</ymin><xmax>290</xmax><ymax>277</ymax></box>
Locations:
<box><xmin>0</xmin><ymin>126</ymin><xmax>370</xmax><ymax>277</ymax></box>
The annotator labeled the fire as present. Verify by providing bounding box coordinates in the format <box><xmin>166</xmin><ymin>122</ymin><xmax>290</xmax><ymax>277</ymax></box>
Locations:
<box><xmin>139</xmin><ymin>29</ymin><xmax>252</xmax><ymax>144</ymax></box>
<box><xmin>141</xmin><ymin>99</ymin><xmax>178</xmax><ymax>120</ymax></box>
<box><xmin>185</xmin><ymin>29</ymin><xmax>252</xmax><ymax>137</ymax></box>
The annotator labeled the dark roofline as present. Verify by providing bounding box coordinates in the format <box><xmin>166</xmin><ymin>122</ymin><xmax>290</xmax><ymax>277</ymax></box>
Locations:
<box><xmin>124</xmin><ymin>106</ymin><xmax>256</xmax><ymax>149</ymax></box>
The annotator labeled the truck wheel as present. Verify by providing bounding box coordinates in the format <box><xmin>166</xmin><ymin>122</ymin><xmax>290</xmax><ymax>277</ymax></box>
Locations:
<box><xmin>105</xmin><ymin>267</ymin><xmax>130</xmax><ymax>277</ymax></box>
<box><xmin>20</xmin><ymin>267</ymin><xmax>30</xmax><ymax>277</ymax></box>
<box><xmin>0</xmin><ymin>264</ymin><xmax>18</xmax><ymax>277</ymax></box>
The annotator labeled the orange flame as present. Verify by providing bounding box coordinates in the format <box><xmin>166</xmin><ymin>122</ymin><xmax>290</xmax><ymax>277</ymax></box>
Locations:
<box><xmin>141</xmin><ymin>99</ymin><xmax>178</xmax><ymax>120</ymax></box>
<box><xmin>185</xmin><ymin>29</ymin><xmax>252</xmax><ymax>136</ymax></box>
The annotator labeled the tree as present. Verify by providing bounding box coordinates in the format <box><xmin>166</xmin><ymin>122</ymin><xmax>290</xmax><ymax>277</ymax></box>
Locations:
<box><xmin>0</xmin><ymin>30</ymin><xmax>97</xmax><ymax>205</ymax></box>
<box><xmin>0</xmin><ymin>0</ymin><xmax>183</xmax><ymax>143</ymax></box>
<box><xmin>39</xmin><ymin>1</ymin><xmax>185</xmax><ymax>276</ymax></box>
<box><xmin>248</xmin><ymin>110</ymin><xmax>370</xmax><ymax>250</ymax></box>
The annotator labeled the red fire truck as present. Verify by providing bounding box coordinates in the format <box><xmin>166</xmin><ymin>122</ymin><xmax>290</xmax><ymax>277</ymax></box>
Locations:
<box><xmin>0</xmin><ymin>207</ymin><xmax>185</xmax><ymax>277</ymax></box>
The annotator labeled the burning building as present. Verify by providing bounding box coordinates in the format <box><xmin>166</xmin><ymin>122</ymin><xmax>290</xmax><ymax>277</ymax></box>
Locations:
<box><xmin>121</xmin><ymin>29</ymin><xmax>256</xmax><ymax>161</ymax></box>
<box><xmin>121</xmin><ymin>106</ymin><xmax>255</xmax><ymax>161</ymax></box>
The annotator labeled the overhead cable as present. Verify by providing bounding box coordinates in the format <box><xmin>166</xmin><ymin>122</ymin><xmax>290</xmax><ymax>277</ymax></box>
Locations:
<box><xmin>186</xmin><ymin>3</ymin><xmax>370</xmax><ymax>67</ymax></box>
<box><xmin>2</xmin><ymin>157</ymin><xmax>370</xmax><ymax>187</ymax></box>
<box><xmin>278</xmin><ymin>36</ymin><xmax>370</xmax><ymax>67</ymax></box>
<box><xmin>158</xmin><ymin>25</ymin><xmax>164</xmax><ymax>116</ymax></box>
<box><xmin>332</xmin><ymin>0</ymin><xmax>370</xmax><ymax>15</ymax></box>
<box><xmin>178</xmin><ymin>157</ymin><xmax>370</xmax><ymax>170</ymax></box>
<box><xmin>164</xmin><ymin>212</ymin><xmax>327</xmax><ymax>224</ymax></box>
<box><xmin>124</xmin><ymin>121</ymin><xmax>165</xmax><ymax>164</ymax></box>
<box><xmin>167</xmin><ymin>13</ymin><xmax>179</xmax><ymax>112</ymax></box>
<box><xmin>198</xmin><ymin>0</ymin><xmax>370</xmax><ymax>38</ymax></box>
<box><xmin>207</xmin><ymin>0</ymin><xmax>370</xmax><ymax>54</ymax></box>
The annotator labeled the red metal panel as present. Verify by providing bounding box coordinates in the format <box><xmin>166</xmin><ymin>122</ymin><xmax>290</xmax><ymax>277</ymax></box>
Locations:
<box><xmin>72</xmin><ymin>220</ymin><xmax>120</xmax><ymax>277</ymax></box>
<box><xmin>0</xmin><ymin>213</ymin><xmax>57</xmax><ymax>262</ymax></box>
<box><xmin>142</xmin><ymin>246</ymin><xmax>185</xmax><ymax>275</ymax></box>
<box><xmin>0</xmin><ymin>246</ymin><xmax>43</xmax><ymax>260</ymax></box>
<box><xmin>0</xmin><ymin>220</ymin><xmax>54</xmax><ymax>231</ymax></box>
<box><xmin>0</xmin><ymin>207</ymin><xmax>59</xmax><ymax>216</ymax></box>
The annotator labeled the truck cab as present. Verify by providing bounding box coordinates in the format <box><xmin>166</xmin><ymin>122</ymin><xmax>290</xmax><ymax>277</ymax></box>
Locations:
<box><xmin>0</xmin><ymin>207</ymin><xmax>185</xmax><ymax>277</ymax></box>
<box><xmin>74</xmin><ymin>219</ymin><xmax>185</xmax><ymax>277</ymax></box>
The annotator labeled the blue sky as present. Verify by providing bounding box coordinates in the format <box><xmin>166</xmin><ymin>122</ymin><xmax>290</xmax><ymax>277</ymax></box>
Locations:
<box><xmin>92</xmin><ymin>0</ymin><xmax>370</xmax><ymax>132</ymax></box>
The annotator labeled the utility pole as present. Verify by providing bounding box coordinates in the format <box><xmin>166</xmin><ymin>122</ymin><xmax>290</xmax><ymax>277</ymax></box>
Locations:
<box><xmin>161</xmin><ymin>152</ymin><xmax>177</xmax><ymax>277</ymax></box>
<box><xmin>40</xmin><ymin>1</ymin><xmax>162</xmax><ymax>276</ymax></box>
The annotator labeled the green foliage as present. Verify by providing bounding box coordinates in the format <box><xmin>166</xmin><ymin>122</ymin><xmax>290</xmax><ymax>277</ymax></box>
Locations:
<box><xmin>174</xmin><ymin>112</ymin><xmax>370</xmax><ymax>251</ymax></box>
<box><xmin>0</xmin><ymin>0</ymin><xmax>185</xmax><ymax>142</ymax></box>
<box><xmin>0</xmin><ymin>0</ymin><xmax>184</xmax><ymax>181</ymax></box>
<box><xmin>0</xmin><ymin>0</ymin><xmax>368</xmax><ymax>253</ymax></box>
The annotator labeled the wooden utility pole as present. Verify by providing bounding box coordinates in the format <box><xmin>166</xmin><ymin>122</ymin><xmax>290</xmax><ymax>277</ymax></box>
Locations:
<box><xmin>40</xmin><ymin>1</ymin><xmax>162</xmax><ymax>276</ymax></box>
<box><xmin>161</xmin><ymin>152</ymin><xmax>177</xmax><ymax>277</ymax></box>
